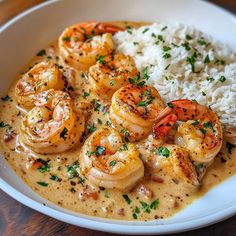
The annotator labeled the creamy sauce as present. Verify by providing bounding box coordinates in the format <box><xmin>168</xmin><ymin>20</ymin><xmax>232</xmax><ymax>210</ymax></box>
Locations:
<box><xmin>0</xmin><ymin>21</ymin><xmax>236</xmax><ymax>221</ymax></box>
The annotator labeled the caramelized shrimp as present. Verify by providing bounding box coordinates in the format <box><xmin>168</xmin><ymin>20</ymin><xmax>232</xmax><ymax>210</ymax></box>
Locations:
<box><xmin>110</xmin><ymin>84</ymin><xmax>164</xmax><ymax>141</ymax></box>
<box><xmin>88</xmin><ymin>53</ymin><xmax>139</xmax><ymax>100</ymax></box>
<box><xmin>15</xmin><ymin>61</ymin><xmax>65</xmax><ymax>109</ymax></box>
<box><xmin>59</xmin><ymin>21</ymin><xmax>123</xmax><ymax>70</ymax></box>
<box><xmin>20</xmin><ymin>89</ymin><xmax>84</xmax><ymax>154</ymax></box>
<box><xmin>153</xmin><ymin>99</ymin><xmax>223</xmax><ymax>163</ymax></box>
<box><xmin>79</xmin><ymin>127</ymin><xmax>144</xmax><ymax>190</ymax></box>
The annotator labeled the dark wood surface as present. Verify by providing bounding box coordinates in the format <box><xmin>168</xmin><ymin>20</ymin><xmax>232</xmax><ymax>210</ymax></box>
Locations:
<box><xmin>0</xmin><ymin>0</ymin><xmax>236</xmax><ymax>235</ymax></box>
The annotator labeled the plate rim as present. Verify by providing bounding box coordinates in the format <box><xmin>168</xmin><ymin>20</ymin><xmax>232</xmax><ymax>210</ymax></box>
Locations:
<box><xmin>0</xmin><ymin>0</ymin><xmax>236</xmax><ymax>234</ymax></box>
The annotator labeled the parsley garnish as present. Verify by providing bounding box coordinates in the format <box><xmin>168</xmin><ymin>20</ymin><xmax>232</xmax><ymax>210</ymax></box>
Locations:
<box><xmin>187</xmin><ymin>52</ymin><xmax>197</xmax><ymax>73</ymax></box>
<box><xmin>197</xmin><ymin>38</ymin><xmax>207</xmax><ymax>46</ymax></box>
<box><xmin>140</xmin><ymin>201</ymin><xmax>151</xmax><ymax>213</ymax></box>
<box><xmin>204</xmin><ymin>55</ymin><xmax>210</xmax><ymax>64</ymax></box>
<box><xmin>123</xmin><ymin>194</ymin><xmax>131</xmax><ymax>204</ymax></box>
<box><xmin>186</xmin><ymin>34</ymin><xmax>192</xmax><ymax>40</ymax></box>
<box><xmin>118</xmin><ymin>144</ymin><xmax>128</xmax><ymax>151</ymax></box>
<box><xmin>201</xmin><ymin>91</ymin><xmax>206</xmax><ymax>96</ymax></box>
<box><xmin>37</xmin><ymin>181</ymin><xmax>48</xmax><ymax>187</ymax></box>
<box><xmin>142</xmin><ymin>28</ymin><xmax>149</xmax><ymax>34</ymax></box>
<box><xmin>87</xmin><ymin>123</ymin><xmax>96</xmax><ymax>134</ymax></box>
<box><xmin>191</xmin><ymin>121</ymin><xmax>199</xmax><ymax>126</ymax></box>
<box><xmin>63</xmin><ymin>36</ymin><xmax>71</xmax><ymax>42</ymax></box>
<box><xmin>95</xmin><ymin>146</ymin><xmax>106</xmax><ymax>156</ymax></box>
<box><xmin>67</xmin><ymin>161</ymin><xmax>79</xmax><ymax>179</ymax></box>
<box><xmin>150</xmin><ymin>199</ymin><xmax>159</xmax><ymax>209</ymax></box>
<box><xmin>163</xmin><ymin>53</ymin><xmax>171</xmax><ymax>59</ymax></box>
<box><xmin>0</xmin><ymin>121</ymin><xmax>11</xmax><ymax>128</ymax></box>
<box><xmin>50</xmin><ymin>175</ymin><xmax>62</xmax><ymax>182</ymax></box>
<box><xmin>133</xmin><ymin>42</ymin><xmax>139</xmax><ymax>45</ymax></box>
<box><xmin>36</xmin><ymin>158</ymin><xmax>50</xmax><ymax>173</ymax></box>
<box><xmin>161</xmin><ymin>26</ymin><xmax>168</xmax><ymax>31</ymax></box>
<box><xmin>207</xmin><ymin>77</ymin><xmax>215</xmax><ymax>82</ymax></box>
<box><xmin>92</xmin><ymin>98</ymin><xmax>101</xmax><ymax>111</ymax></box>
<box><xmin>203</xmin><ymin>121</ymin><xmax>214</xmax><ymax>131</ymax></box>
<box><xmin>163</xmin><ymin>46</ymin><xmax>171</xmax><ymax>52</ymax></box>
<box><xmin>219</xmin><ymin>76</ymin><xmax>226</xmax><ymax>82</ymax></box>
<box><xmin>97</xmin><ymin>55</ymin><xmax>106</xmax><ymax>65</ymax></box>
<box><xmin>36</xmin><ymin>49</ymin><xmax>46</xmax><ymax>57</ymax></box>
<box><xmin>167</xmin><ymin>102</ymin><xmax>173</xmax><ymax>108</ymax></box>
<box><xmin>181</xmin><ymin>42</ymin><xmax>191</xmax><ymax>51</ymax></box>
<box><xmin>60</xmin><ymin>127</ymin><xmax>68</xmax><ymax>140</ymax></box>
<box><xmin>156</xmin><ymin>147</ymin><xmax>170</xmax><ymax>157</ymax></box>
<box><xmin>109</xmin><ymin>160</ymin><xmax>117</xmax><ymax>167</ymax></box>
<box><xmin>83</xmin><ymin>91</ymin><xmax>90</xmax><ymax>98</ymax></box>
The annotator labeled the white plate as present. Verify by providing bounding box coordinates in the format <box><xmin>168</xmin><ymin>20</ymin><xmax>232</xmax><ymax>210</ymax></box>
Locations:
<box><xmin>0</xmin><ymin>0</ymin><xmax>236</xmax><ymax>234</ymax></box>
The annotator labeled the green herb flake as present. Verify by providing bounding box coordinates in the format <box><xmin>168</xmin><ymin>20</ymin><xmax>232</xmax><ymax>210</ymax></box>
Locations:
<box><xmin>63</xmin><ymin>36</ymin><xmax>71</xmax><ymax>42</ymax></box>
<box><xmin>67</xmin><ymin>161</ymin><xmax>79</xmax><ymax>179</ymax></box>
<box><xmin>186</xmin><ymin>34</ymin><xmax>192</xmax><ymax>40</ymax></box>
<box><xmin>187</xmin><ymin>52</ymin><xmax>197</xmax><ymax>73</ymax></box>
<box><xmin>36</xmin><ymin>159</ymin><xmax>50</xmax><ymax>173</ymax></box>
<box><xmin>150</xmin><ymin>199</ymin><xmax>159</xmax><ymax>209</ymax></box>
<box><xmin>157</xmin><ymin>147</ymin><xmax>170</xmax><ymax>158</ymax></box>
<box><xmin>37</xmin><ymin>181</ymin><xmax>48</xmax><ymax>187</ymax></box>
<box><xmin>133</xmin><ymin>42</ymin><xmax>139</xmax><ymax>45</ymax></box>
<box><xmin>201</xmin><ymin>91</ymin><xmax>206</xmax><ymax>96</ymax></box>
<box><xmin>163</xmin><ymin>46</ymin><xmax>171</xmax><ymax>52</ymax></box>
<box><xmin>97</xmin><ymin>118</ymin><xmax>103</xmax><ymax>125</ymax></box>
<box><xmin>161</xmin><ymin>26</ymin><xmax>168</xmax><ymax>31</ymax></box>
<box><xmin>158</xmin><ymin>35</ymin><xmax>164</xmax><ymax>42</ymax></box>
<box><xmin>87</xmin><ymin>123</ymin><xmax>96</xmax><ymax>133</ymax></box>
<box><xmin>36</xmin><ymin>49</ymin><xmax>46</xmax><ymax>57</ymax></box>
<box><xmin>204</xmin><ymin>54</ymin><xmax>210</xmax><ymax>64</ymax></box>
<box><xmin>0</xmin><ymin>121</ymin><xmax>10</xmax><ymax>128</ymax></box>
<box><xmin>110</xmin><ymin>79</ymin><xmax>115</xmax><ymax>86</ymax></box>
<box><xmin>207</xmin><ymin>77</ymin><xmax>215</xmax><ymax>82</ymax></box>
<box><xmin>50</xmin><ymin>175</ymin><xmax>62</xmax><ymax>182</ymax></box>
<box><xmin>140</xmin><ymin>201</ymin><xmax>151</xmax><ymax>213</ymax></box>
<box><xmin>191</xmin><ymin>121</ymin><xmax>199</xmax><ymax>126</ymax></box>
<box><xmin>181</xmin><ymin>42</ymin><xmax>191</xmax><ymax>51</ymax></box>
<box><xmin>1</xmin><ymin>95</ymin><xmax>12</xmax><ymax>102</ymax></box>
<box><xmin>203</xmin><ymin>121</ymin><xmax>214</xmax><ymax>131</ymax></box>
<box><xmin>109</xmin><ymin>160</ymin><xmax>117</xmax><ymax>167</ymax></box>
<box><xmin>96</xmin><ymin>55</ymin><xmax>106</xmax><ymax>65</ymax></box>
<box><xmin>200</xmin><ymin>128</ymin><xmax>206</xmax><ymax>134</ymax></box>
<box><xmin>118</xmin><ymin>144</ymin><xmax>128</xmax><ymax>151</ymax></box>
<box><xmin>163</xmin><ymin>53</ymin><xmax>171</xmax><ymax>59</ymax></box>
<box><xmin>219</xmin><ymin>76</ymin><xmax>226</xmax><ymax>83</ymax></box>
<box><xmin>142</xmin><ymin>28</ymin><xmax>149</xmax><ymax>34</ymax></box>
<box><xmin>133</xmin><ymin>213</ymin><xmax>138</xmax><ymax>219</ymax></box>
<box><xmin>96</xmin><ymin>146</ymin><xmax>106</xmax><ymax>156</ymax></box>
<box><xmin>122</xmin><ymin>194</ymin><xmax>132</xmax><ymax>204</ymax></box>
<box><xmin>60</xmin><ymin>127</ymin><xmax>68</xmax><ymax>140</ymax></box>
<box><xmin>164</xmin><ymin>64</ymin><xmax>170</xmax><ymax>70</ymax></box>
<box><xmin>151</xmin><ymin>33</ymin><xmax>157</xmax><ymax>38</ymax></box>
<box><xmin>198</xmin><ymin>38</ymin><xmax>207</xmax><ymax>46</ymax></box>
<box><xmin>167</xmin><ymin>102</ymin><xmax>174</xmax><ymax>108</ymax></box>
<box><xmin>83</xmin><ymin>91</ymin><xmax>90</xmax><ymax>98</ymax></box>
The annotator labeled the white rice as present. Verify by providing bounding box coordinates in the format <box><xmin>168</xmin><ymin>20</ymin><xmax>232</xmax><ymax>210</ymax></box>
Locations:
<box><xmin>113</xmin><ymin>23</ymin><xmax>236</xmax><ymax>128</ymax></box>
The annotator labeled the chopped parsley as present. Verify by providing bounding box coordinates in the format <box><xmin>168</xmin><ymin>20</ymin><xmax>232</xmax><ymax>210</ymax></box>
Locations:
<box><xmin>151</xmin><ymin>33</ymin><xmax>157</xmax><ymax>38</ymax></box>
<box><xmin>137</xmin><ymin>97</ymin><xmax>154</xmax><ymax>107</ymax></box>
<box><xmin>200</xmin><ymin>128</ymin><xmax>206</xmax><ymax>134</ymax></box>
<box><xmin>164</xmin><ymin>64</ymin><xmax>170</xmax><ymax>70</ymax></box>
<box><xmin>118</xmin><ymin>144</ymin><xmax>128</xmax><ymax>151</ymax></box>
<box><xmin>83</xmin><ymin>91</ymin><xmax>90</xmax><ymax>98</ymax></box>
<box><xmin>97</xmin><ymin>118</ymin><xmax>103</xmax><ymax>125</ymax></box>
<box><xmin>191</xmin><ymin>121</ymin><xmax>199</xmax><ymax>126</ymax></box>
<box><xmin>60</xmin><ymin>127</ymin><xmax>68</xmax><ymax>140</ymax></box>
<box><xmin>87</xmin><ymin>123</ymin><xmax>96</xmax><ymax>133</ymax></box>
<box><xmin>35</xmin><ymin>158</ymin><xmax>50</xmax><ymax>173</ymax></box>
<box><xmin>203</xmin><ymin>121</ymin><xmax>214</xmax><ymax>131</ymax></box>
<box><xmin>150</xmin><ymin>199</ymin><xmax>159</xmax><ymax>209</ymax></box>
<box><xmin>156</xmin><ymin>147</ymin><xmax>170</xmax><ymax>158</ymax></box>
<box><xmin>63</xmin><ymin>36</ymin><xmax>71</xmax><ymax>42</ymax></box>
<box><xmin>204</xmin><ymin>54</ymin><xmax>210</xmax><ymax>64</ymax></box>
<box><xmin>163</xmin><ymin>46</ymin><xmax>171</xmax><ymax>52</ymax></box>
<box><xmin>158</xmin><ymin>35</ymin><xmax>164</xmax><ymax>42</ymax></box>
<box><xmin>133</xmin><ymin>206</ymin><xmax>140</xmax><ymax>219</ymax></box>
<box><xmin>95</xmin><ymin>146</ymin><xmax>106</xmax><ymax>156</ymax></box>
<box><xmin>185</xmin><ymin>34</ymin><xmax>192</xmax><ymax>40</ymax></box>
<box><xmin>219</xmin><ymin>76</ymin><xmax>226</xmax><ymax>83</ymax></box>
<box><xmin>50</xmin><ymin>175</ymin><xmax>62</xmax><ymax>182</ymax></box>
<box><xmin>161</xmin><ymin>26</ymin><xmax>168</xmax><ymax>31</ymax></box>
<box><xmin>133</xmin><ymin>42</ymin><xmax>139</xmax><ymax>45</ymax></box>
<box><xmin>1</xmin><ymin>95</ymin><xmax>12</xmax><ymax>102</ymax></box>
<box><xmin>110</xmin><ymin>79</ymin><xmax>115</xmax><ymax>86</ymax></box>
<box><xmin>37</xmin><ymin>181</ymin><xmax>48</xmax><ymax>187</ymax></box>
<box><xmin>0</xmin><ymin>121</ymin><xmax>11</xmax><ymax>128</ymax></box>
<box><xmin>207</xmin><ymin>77</ymin><xmax>215</xmax><ymax>82</ymax></box>
<box><xmin>92</xmin><ymin>98</ymin><xmax>101</xmax><ymax>111</ymax></box>
<box><xmin>122</xmin><ymin>194</ymin><xmax>131</xmax><ymax>204</ymax></box>
<box><xmin>67</xmin><ymin>161</ymin><xmax>79</xmax><ymax>179</ymax></box>
<box><xmin>109</xmin><ymin>160</ymin><xmax>117</xmax><ymax>167</ymax></box>
<box><xmin>142</xmin><ymin>28</ymin><xmax>149</xmax><ymax>34</ymax></box>
<box><xmin>36</xmin><ymin>49</ymin><xmax>46</xmax><ymax>57</ymax></box>
<box><xmin>201</xmin><ymin>91</ymin><xmax>206</xmax><ymax>96</ymax></box>
<box><xmin>163</xmin><ymin>53</ymin><xmax>171</xmax><ymax>59</ymax></box>
<box><xmin>120</xmin><ymin>128</ymin><xmax>130</xmax><ymax>142</ymax></box>
<box><xmin>226</xmin><ymin>142</ymin><xmax>236</xmax><ymax>155</ymax></box>
<box><xmin>125</xmin><ymin>25</ymin><xmax>133</xmax><ymax>34</ymax></box>
<box><xmin>96</xmin><ymin>55</ymin><xmax>106</xmax><ymax>65</ymax></box>
<box><xmin>167</xmin><ymin>102</ymin><xmax>174</xmax><ymax>108</ymax></box>
<box><xmin>197</xmin><ymin>38</ymin><xmax>207</xmax><ymax>46</ymax></box>
<box><xmin>181</xmin><ymin>42</ymin><xmax>191</xmax><ymax>51</ymax></box>
<box><xmin>187</xmin><ymin>52</ymin><xmax>197</xmax><ymax>73</ymax></box>
<box><xmin>140</xmin><ymin>201</ymin><xmax>151</xmax><ymax>213</ymax></box>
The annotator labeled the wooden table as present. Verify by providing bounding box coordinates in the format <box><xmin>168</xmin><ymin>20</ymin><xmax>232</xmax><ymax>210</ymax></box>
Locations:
<box><xmin>0</xmin><ymin>0</ymin><xmax>236</xmax><ymax>235</ymax></box>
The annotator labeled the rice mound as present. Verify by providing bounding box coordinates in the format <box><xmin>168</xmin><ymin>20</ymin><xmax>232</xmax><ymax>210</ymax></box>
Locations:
<box><xmin>113</xmin><ymin>23</ymin><xmax>236</xmax><ymax>128</ymax></box>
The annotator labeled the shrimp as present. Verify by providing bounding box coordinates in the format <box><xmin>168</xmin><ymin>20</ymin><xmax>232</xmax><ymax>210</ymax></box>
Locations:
<box><xmin>15</xmin><ymin>61</ymin><xmax>65</xmax><ymax>109</ymax></box>
<box><xmin>141</xmin><ymin>144</ymin><xmax>199</xmax><ymax>187</ymax></box>
<box><xmin>110</xmin><ymin>84</ymin><xmax>164</xmax><ymax>141</ymax></box>
<box><xmin>88</xmin><ymin>53</ymin><xmax>139</xmax><ymax>100</ymax></box>
<box><xmin>79</xmin><ymin>127</ymin><xmax>144</xmax><ymax>190</ymax></box>
<box><xmin>59</xmin><ymin>21</ymin><xmax>123</xmax><ymax>70</ymax></box>
<box><xmin>153</xmin><ymin>99</ymin><xmax>223</xmax><ymax>163</ymax></box>
<box><xmin>20</xmin><ymin>89</ymin><xmax>85</xmax><ymax>154</ymax></box>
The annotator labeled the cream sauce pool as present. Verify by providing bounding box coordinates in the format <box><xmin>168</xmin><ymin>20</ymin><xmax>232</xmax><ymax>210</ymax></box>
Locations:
<box><xmin>0</xmin><ymin>21</ymin><xmax>235</xmax><ymax>221</ymax></box>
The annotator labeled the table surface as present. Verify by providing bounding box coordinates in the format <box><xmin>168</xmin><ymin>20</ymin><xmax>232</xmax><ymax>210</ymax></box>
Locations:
<box><xmin>0</xmin><ymin>0</ymin><xmax>236</xmax><ymax>235</ymax></box>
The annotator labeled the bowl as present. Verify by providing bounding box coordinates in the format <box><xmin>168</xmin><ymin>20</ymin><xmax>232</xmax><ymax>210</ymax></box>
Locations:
<box><xmin>0</xmin><ymin>0</ymin><xmax>236</xmax><ymax>234</ymax></box>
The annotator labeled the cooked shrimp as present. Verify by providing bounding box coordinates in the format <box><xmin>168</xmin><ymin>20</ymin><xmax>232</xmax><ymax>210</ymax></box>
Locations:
<box><xmin>59</xmin><ymin>21</ymin><xmax>123</xmax><ymax>70</ymax></box>
<box><xmin>15</xmin><ymin>61</ymin><xmax>65</xmax><ymax>109</ymax></box>
<box><xmin>142</xmin><ymin>144</ymin><xmax>199</xmax><ymax>187</ymax></box>
<box><xmin>20</xmin><ymin>89</ymin><xmax>85</xmax><ymax>154</ymax></box>
<box><xmin>79</xmin><ymin>127</ymin><xmax>144</xmax><ymax>190</ymax></box>
<box><xmin>88</xmin><ymin>53</ymin><xmax>139</xmax><ymax>100</ymax></box>
<box><xmin>153</xmin><ymin>99</ymin><xmax>223</xmax><ymax>163</ymax></box>
<box><xmin>110</xmin><ymin>84</ymin><xmax>164</xmax><ymax>141</ymax></box>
